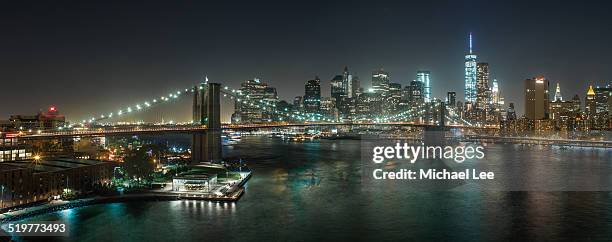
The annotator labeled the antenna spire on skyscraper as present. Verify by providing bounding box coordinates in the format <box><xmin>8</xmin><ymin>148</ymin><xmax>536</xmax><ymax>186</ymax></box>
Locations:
<box><xmin>469</xmin><ymin>32</ymin><xmax>473</xmax><ymax>54</ymax></box>
<box><xmin>464</xmin><ymin>32</ymin><xmax>478</xmax><ymax>103</ymax></box>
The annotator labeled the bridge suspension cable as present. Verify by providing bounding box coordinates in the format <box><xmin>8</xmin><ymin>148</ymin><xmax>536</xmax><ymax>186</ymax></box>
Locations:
<box><xmin>72</xmin><ymin>80</ymin><xmax>473</xmax><ymax>127</ymax></box>
<box><xmin>74</xmin><ymin>82</ymin><xmax>338</xmax><ymax>127</ymax></box>
<box><xmin>377</xmin><ymin>102</ymin><xmax>473</xmax><ymax>127</ymax></box>
<box><xmin>75</xmin><ymin>85</ymin><xmax>199</xmax><ymax>126</ymax></box>
<box><xmin>218</xmin><ymin>85</ymin><xmax>336</xmax><ymax>123</ymax></box>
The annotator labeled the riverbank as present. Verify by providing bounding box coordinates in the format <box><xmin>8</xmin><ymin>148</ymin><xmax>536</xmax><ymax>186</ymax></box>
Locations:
<box><xmin>0</xmin><ymin>171</ymin><xmax>252</xmax><ymax>223</ymax></box>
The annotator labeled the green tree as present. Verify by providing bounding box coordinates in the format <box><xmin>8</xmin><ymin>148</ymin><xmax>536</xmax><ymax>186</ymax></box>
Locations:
<box><xmin>123</xmin><ymin>147</ymin><xmax>155</xmax><ymax>179</ymax></box>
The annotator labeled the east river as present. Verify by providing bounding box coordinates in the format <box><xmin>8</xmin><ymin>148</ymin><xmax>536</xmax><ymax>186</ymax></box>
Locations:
<box><xmin>10</xmin><ymin>136</ymin><xmax>612</xmax><ymax>241</ymax></box>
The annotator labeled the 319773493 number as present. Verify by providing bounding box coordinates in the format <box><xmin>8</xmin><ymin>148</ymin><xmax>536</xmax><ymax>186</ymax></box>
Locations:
<box><xmin>1</xmin><ymin>222</ymin><xmax>68</xmax><ymax>236</ymax></box>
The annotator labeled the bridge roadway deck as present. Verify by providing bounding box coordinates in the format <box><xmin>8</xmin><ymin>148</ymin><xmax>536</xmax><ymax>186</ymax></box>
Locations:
<box><xmin>15</xmin><ymin>122</ymin><xmax>496</xmax><ymax>140</ymax></box>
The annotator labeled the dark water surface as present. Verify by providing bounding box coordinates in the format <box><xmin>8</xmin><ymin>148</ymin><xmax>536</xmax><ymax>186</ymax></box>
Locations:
<box><xmin>13</xmin><ymin>137</ymin><xmax>612</xmax><ymax>241</ymax></box>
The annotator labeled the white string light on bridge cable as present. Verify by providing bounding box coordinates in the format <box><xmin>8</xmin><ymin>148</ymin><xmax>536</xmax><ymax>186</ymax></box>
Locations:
<box><xmin>377</xmin><ymin>102</ymin><xmax>472</xmax><ymax>125</ymax></box>
<box><xmin>221</xmin><ymin>87</ymin><xmax>316</xmax><ymax>122</ymax></box>
<box><xmin>77</xmin><ymin>86</ymin><xmax>196</xmax><ymax>126</ymax></box>
<box><xmin>76</xmin><ymin>82</ymin><xmax>339</xmax><ymax>126</ymax></box>
<box><xmin>377</xmin><ymin>104</ymin><xmax>424</xmax><ymax>122</ymax></box>
<box><xmin>219</xmin><ymin>85</ymin><xmax>336</xmax><ymax>123</ymax></box>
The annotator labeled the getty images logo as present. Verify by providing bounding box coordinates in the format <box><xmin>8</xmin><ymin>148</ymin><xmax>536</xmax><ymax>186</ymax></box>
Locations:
<box><xmin>371</xmin><ymin>143</ymin><xmax>485</xmax><ymax>164</ymax></box>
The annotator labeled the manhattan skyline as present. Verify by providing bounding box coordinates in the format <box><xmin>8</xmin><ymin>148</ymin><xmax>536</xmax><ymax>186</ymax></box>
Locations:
<box><xmin>1</xmin><ymin>1</ymin><xmax>611</xmax><ymax>121</ymax></box>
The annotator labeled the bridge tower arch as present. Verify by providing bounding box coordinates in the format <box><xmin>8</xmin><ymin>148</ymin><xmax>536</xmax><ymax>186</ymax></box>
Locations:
<box><xmin>423</xmin><ymin>101</ymin><xmax>447</xmax><ymax>145</ymax></box>
<box><xmin>192</xmin><ymin>83</ymin><xmax>222</xmax><ymax>163</ymax></box>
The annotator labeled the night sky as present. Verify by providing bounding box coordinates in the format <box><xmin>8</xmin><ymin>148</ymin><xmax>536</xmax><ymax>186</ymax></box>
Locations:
<box><xmin>1</xmin><ymin>0</ymin><xmax>611</xmax><ymax>122</ymax></box>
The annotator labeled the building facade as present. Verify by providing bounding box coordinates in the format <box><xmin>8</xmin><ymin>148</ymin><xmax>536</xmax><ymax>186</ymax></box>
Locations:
<box><xmin>416</xmin><ymin>71</ymin><xmax>431</xmax><ymax>103</ymax></box>
<box><xmin>371</xmin><ymin>69</ymin><xmax>390</xmax><ymax>96</ymax></box>
<box><xmin>0</xmin><ymin>159</ymin><xmax>116</xmax><ymax>209</ymax></box>
<box><xmin>304</xmin><ymin>76</ymin><xmax>321</xmax><ymax>113</ymax></box>
<box><xmin>476</xmin><ymin>62</ymin><xmax>490</xmax><ymax>109</ymax></box>
<box><xmin>446</xmin><ymin>92</ymin><xmax>456</xmax><ymax>107</ymax></box>
<box><xmin>387</xmin><ymin>83</ymin><xmax>402</xmax><ymax>114</ymax></box>
<box><xmin>231</xmin><ymin>78</ymin><xmax>279</xmax><ymax>124</ymax></box>
<box><xmin>408</xmin><ymin>80</ymin><xmax>424</xmax><ymax>105</ymax></box>
<box><xmin>524</xmin><ymin>76</ymin><xmax>550</xmax><ymax>120</ymax></box>
<box><xmin>330</xmin><ymin>75</ymin><xmax>344</xmax><ymax>105</ymax></box>
<box><xmin>6</xmin><ymin>107</ymin><xmax>65</xmax><ymax>131</ymax></box>
<box><xmin>0</xmin><ymin>134</ymin><xmax>31</xmax><ymax>162</ymax></box>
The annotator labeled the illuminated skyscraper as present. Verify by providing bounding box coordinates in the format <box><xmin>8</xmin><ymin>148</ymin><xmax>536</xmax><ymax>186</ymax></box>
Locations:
<box><xmin>330</xmin><ymin>75</ymin><xmax>344</xmax><ymax>104</ymax></box>
<box><xmin>464</xmin><ymin>33</ymin><xmax>478</xmax><ymax>103</ymax></box>
<box><xmin>304</xmin><ymin>76</ymin><xmax>321</xmax><ymax>113</ymax></box>
<box><xmin>371</xmin><ymin>69</ymin><xmax>390</xmax><ymax>95</ymax></box>
<box><xmin>524</xmin><ymin>76</ymin><xmax>550</xmax><ymax>120</ymax></box>
<box><xmin>491</xmin><ymin>79</ymin><xmax>503</xmax><ymax>106</ymax></box>
<box><xmin>554</xmin><ymin>83</ymin><xmax>563</xmax><ymax>101</ymax></box>
<box><xmin>408</xmin><ymin>80</ymin><xmax>424</xmax><ymax>104</ymax></box>
<box><xmin>320</xmin><ymin>97</ymin><xmax>337</xmax><ymax>120</ymax></box>
<box><xmin>593</xmin><ymin>83</ymin><xmax>611</xmax><ymax>114</ymax></box>
<box><xmin>342</xmin><ymin>66</ymin><xmax>354</xmax><ymax>98</ymax></box>
<box><xmin>416</xmin><ymin>71</ymin><xmax>431</xmax><ymax>103</ymax></box>
<box><xmin>446</xmin><ymin>92</ymin><xmax>456</xmax><ymax>106</ymax></box>
<box><xmin>388</xmin><ymin>83</ymin><xmax>402</xmax><ymax>113</ymax></box>
<box><xmin>233</xmin><ymin>78</ymin><xmax>271</xmax><ymax>123</ymax></box>
<box><xmin>585</xmin><ymin>85</ymin><xmax>596</xmax><ymax>115</ymax></box>
<box><xmin>475</xmin><ymin>62</ymin><xmax>490</xmax><ymax>108</ymax></box>
<box><xmin>262</xmin><ymin>87</ymin><xmax>278</xmax><ymax>121</ymax></box>
<box><xmin>550</xmin><ymin>97</ymin><xmax>578</xmax><ymax>121</ymax></box>
<box><xmin>507</xmin><ymin>103</ymin><xmax>517</xmax><ymax>120</ymax></box>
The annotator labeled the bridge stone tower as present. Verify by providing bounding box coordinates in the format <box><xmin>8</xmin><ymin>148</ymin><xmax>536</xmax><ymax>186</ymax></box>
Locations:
<box><xmin>191</xmin><ymin>85</ymin><xmax>200</xmax><ymax>124</ymax></box>
<box><xmin>423</xmin><ymin>101</ymin><xmax>447</xmax><ymax>145</ymax></box>
<box><xmin>192</xmin><ymin>85</ymin><xmax>202</xmax><ymax>124</ymax></box>
<box><xmin>192</xmin><ymin>83</ymin><xmax>222</xmax><ymax>163</ymax></box>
